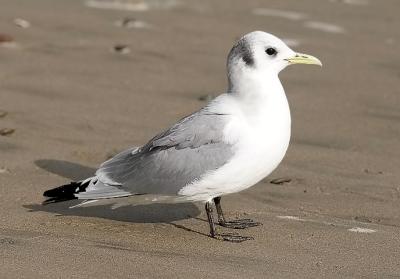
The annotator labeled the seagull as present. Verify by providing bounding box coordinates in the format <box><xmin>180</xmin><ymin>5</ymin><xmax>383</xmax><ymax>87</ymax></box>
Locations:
<box><xmin>43</xmin><ymin>31</ymin><xmax>321</xmax><ymax>242</ymax></box>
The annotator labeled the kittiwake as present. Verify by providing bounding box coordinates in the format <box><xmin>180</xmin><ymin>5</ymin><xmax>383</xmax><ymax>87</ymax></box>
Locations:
<box><xmin>43</xmin><ymin>31</ymin><xmax>321</xmax><ymax>242</ymax></box>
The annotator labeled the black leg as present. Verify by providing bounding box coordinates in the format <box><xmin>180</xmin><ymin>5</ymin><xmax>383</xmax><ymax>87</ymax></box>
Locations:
<box><xmin>213</xmin><ymin>196</ymin><xmax>262</xmax><ymax>229</ymax></box>
<box><xmin>205</xmin><ymin>199</ymin><xmax>254</xmax><ymax>243</ymax></box>
<box><xmin>214</xmin><ymin>196</ymin><xmax>227</xmax><ymax>224</ymax></box>
<box><xmin>205</xmin><ymin>201</ymin><xmax>217</xmax><ymax>237</ymax></box>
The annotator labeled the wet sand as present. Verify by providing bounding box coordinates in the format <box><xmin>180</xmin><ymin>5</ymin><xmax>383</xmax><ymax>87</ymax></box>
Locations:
<box><xmin>1</xmin><ymin>0</ymin><xmax>400</xmax><ymax>277</ymax></box>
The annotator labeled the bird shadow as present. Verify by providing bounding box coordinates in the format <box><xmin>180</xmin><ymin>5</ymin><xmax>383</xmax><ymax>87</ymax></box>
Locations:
<box><xmin>28</xmin><ymin>159</ymin><xmax>201</xmax><ymax>224</ymax></box>
<box><xmin>24</xmin><ymin>202</ymin><xmax>201</xmax><ymax>224</ymax></box>
<box><xmin>35</xmin><ymin>159</ymin><xmax>96</xmax><ymax>181</ymax></box>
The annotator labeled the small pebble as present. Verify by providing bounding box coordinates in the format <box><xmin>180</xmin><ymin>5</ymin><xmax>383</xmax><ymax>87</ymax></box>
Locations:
<box><xmin>0</xmin><ymin>34</ymin><xmax>18</xmax><ymax>48</ymax></box>
<box><xmin>0</xmin><ymin>34</ymin><xmax>14</xmax><ymax>43</ymax></box>
<box><xmin>14</xmin><ymin>18</ymin><xmax>31</xmax><ymax>28</ymax></box>
<box><xmin>115</xmin><ymin>18</ymin><xmax>151</xmax><ymax>29</ymax></box>
<box><xmin>112</xmin><ymin>44</ymin><xmax>130</xmax><ymax>54</ymax></box>
<box><xmin>0</xmin><ymin>128</ymin><xmax>15</xmax><ymax>136</ymax></box>
<box><xmin>270</xmin><ymin>177</ymin><xmax>292</xmax><ymax>185</ymax></box>
<box><xmin>0</xmin><ymin>111</ymin><xmax>7</xmax><ymax>118</ymax></box>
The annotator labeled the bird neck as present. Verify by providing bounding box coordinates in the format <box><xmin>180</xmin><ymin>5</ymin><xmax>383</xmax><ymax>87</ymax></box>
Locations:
<box><xmin>227</xmin><ymin>70</ymin><xmax>286</xmax><ymax>107</ymax></box>
<box><xmin>226</xmin><ymin>70</ymin><xmax>291</xmax><ymax>142</ymax></box>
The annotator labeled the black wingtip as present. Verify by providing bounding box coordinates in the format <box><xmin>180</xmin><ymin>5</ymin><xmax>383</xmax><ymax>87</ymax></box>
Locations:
<box><xmin>42</xmin><ymin>181</ymin><xmax>89</xmax><ymax>205</ymax></box>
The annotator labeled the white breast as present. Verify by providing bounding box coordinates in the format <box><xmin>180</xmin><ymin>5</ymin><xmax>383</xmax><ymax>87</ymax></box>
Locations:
<box><xmin>179</xmin><ymin>87</ymin><xmax>291</xmax><ymax>202</ymax></box>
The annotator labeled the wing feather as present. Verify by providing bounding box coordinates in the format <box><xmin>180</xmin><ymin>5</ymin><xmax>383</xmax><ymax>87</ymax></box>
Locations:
<box><xmin>95</xmin><ymin>109</ymin><xmax>234</xmax><ymax>196</ymax></box>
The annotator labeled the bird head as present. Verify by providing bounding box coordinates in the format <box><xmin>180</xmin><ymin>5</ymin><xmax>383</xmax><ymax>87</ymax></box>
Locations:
<box><xmin>227</xmin><ymin>31</ymin><xmax>321</xmax><ymax>91</ymax></box>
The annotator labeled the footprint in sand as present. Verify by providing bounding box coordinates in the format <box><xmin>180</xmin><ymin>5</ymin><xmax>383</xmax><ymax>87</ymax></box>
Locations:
<box><xmin>252</xmin><ymin>8</ymin><xmax>307</xmax><ymax>21</ymax></box>
<box><xmin>329</xmin><ymin>0</ymin><xmax>368</xmax><ymax>5</ymax></box>
<box><xmin>277</xmin><ymin>215</ymin><xmax>377</xmax><ymax>234</ymax></box>
<box><xmin>84</xmin><ymin>0</ymin><xmax>179</xmax><ymax>12</ymax></box>
<box><xmin>252</xmin><ymin>7</ymin><xmax>346</xmax><ymax>35</ymax></box>
<box><xmin>304</xmin><ymin>21</ymin><xmax>346</xmax><ymax>34</ymax></box>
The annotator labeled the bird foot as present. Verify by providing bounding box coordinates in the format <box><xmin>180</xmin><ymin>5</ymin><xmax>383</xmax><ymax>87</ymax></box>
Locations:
<box><xmin>215</xmin><ymin>232</ymin><xmax>254</xmax><ymax>243</ymax></box>
<box><xmin>220</xmin><ymin>218</ymin><xmax>262</xmax><ymax>229</ymax></box>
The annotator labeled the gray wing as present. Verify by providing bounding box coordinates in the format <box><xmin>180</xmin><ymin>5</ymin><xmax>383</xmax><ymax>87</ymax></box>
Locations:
<box><xmin>95</xmin><ymin>109</ymin><xmax>234</xmax><ymax>195</ymax></box>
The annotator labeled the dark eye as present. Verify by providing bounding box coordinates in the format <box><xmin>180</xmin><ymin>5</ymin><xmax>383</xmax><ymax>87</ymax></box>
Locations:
<box><xmin>265</xmin><ymin>48</ymin><xmax>277</xmax><ymax>56</ymax></box>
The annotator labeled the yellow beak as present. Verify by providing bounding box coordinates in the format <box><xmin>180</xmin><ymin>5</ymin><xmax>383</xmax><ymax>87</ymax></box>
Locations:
<box><xmin>285</xmin><ymin>53</ymin><xmax>322</xmax><ymax>66</ymax></box>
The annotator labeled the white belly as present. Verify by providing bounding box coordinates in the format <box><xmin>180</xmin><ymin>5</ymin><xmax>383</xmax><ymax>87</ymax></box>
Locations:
<box><xmin>179</xmin><ymin>92</ymin><xmax>291</xmax><ymax>202</ymax></box>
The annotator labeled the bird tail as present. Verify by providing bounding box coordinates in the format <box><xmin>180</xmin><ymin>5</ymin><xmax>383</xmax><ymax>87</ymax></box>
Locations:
<box><xmin>42</xmin><ymin>179</ymin><xmax>91</xmax><ymax>205</ymax></box>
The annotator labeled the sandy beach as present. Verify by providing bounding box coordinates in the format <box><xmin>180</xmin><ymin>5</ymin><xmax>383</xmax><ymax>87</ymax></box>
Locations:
<box><xmin>1</xmin><ymin>0</ymin><xmax>400</xmax><ymax>277</ymax></box>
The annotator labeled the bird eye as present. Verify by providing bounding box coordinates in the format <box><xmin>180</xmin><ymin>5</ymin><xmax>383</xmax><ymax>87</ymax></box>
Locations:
<box><xmin>265</xmin><ymin>48</ymin><xmax>277</xmax><ymax>56</ymax></box>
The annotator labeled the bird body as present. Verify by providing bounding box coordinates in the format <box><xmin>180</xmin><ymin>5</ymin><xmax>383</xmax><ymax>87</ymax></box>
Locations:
<box><xmin>43</xmin><ymin>31</ymin><xmax>321</xmax><ymax>241</ymax></box>
<box><xmin>178</xmin><ymin>75</ymin><xmax>291</xmax><ymax>201</ymax></box>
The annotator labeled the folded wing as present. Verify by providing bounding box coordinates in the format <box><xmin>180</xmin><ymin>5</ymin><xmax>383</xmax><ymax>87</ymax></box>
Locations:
<box><xmin>93</xmin><ymin>109</ymin><xmax>234</xmax><ymax>197</ymax></box>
